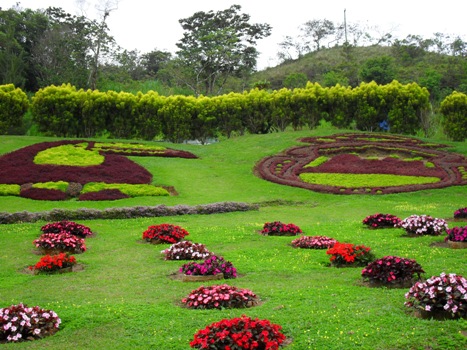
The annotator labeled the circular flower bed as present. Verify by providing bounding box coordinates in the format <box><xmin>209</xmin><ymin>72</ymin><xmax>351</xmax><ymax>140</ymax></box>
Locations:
<box><xmin>361</xmin><ymin>256</ymin><xmax>424</xmax><ymax>286</ymax></box>
<box><xmin>41</xmin><ymin>220</ymin><xmax>94</xmax><ymax>238</ymax></box>
<box><xmin>33</xmin><ymin>232</ymin><xmax>86</xmax><ymax>254</ymax></box>
<box><xmin>398</xmin><ymin>214</ymin><xmax>448</xmax><ymax>236</ymax></box>
<box><xmin>0</xmin><ymin>303</ymin><xmax>61</xmax><ymax>343</ymax></box>
<box><xmin>260</xmin><ymin>221</ymin><xmax>302</xmax><ymax>236</ymax></box>
<box><xmin>162</xmin><ymin>241</ymin><xmax>212</xmax><ymax>260</ymax></box>
<box><xmin>404</xmin><ymin>272</ymin><xmax>467</xmax><ymax>319</ymax></box>
<box><xmin>362</xmin><ymin>213</ymin><xmax>401</xmax><ymax>229</ymax></box>
<box><xmin>291</xmin><ymin>235</ymin><xmax>337</xmax><ymax>249</ymax></box>
<box><xmin>180</xmin><ymin>255</ymin><xmax>237</xmax><ymax>279</ymax></box>
<box><xmin>445</xmin><ymin>226</ymin><xmax>467</xmax><ymax>242</ymax></box>
<box><xmin>182</xmin><ymin>284</ymin><xmax>259</xmax><ymax>309</ymax></box>
<box><xmin>142</xmin><ymin>223</ymin><xmax>189</xmax><ymax>244</ymax></box>
<box><xmin>190</xmin><ymin>315</ymin><xmax>286</xmax><ymax>349</ymax></box>
<box><xmin>326</xmin><ymin>242</ymin><xmax>375</xmax><ymax>267</ymax></box>
<box><xmin>454</xmin><ymin>207</ymin><xmax>467</xmax><ymax>219</ymax></box>
<box><xmin>29</xmin><ymin>253</ymin><xmax>77</xmax><ymax>274</ymax></box>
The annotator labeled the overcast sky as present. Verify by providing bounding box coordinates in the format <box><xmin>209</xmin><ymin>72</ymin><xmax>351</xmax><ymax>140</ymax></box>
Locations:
<box><xmin>3</xmin><ymin>0</ymin><xmax>467</xmax><ymax>70</ymax></box>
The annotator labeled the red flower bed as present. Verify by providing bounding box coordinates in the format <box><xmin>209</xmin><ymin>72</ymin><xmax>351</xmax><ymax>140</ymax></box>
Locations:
<box><xmin>326</xmin><ymin>242</ymin><xmax>375</xmax><ymax>267</ymax></box>
<box><xmin>41</xmin><ymin>221</ymin><xmax>94</xmax><ymax>238</ymax></box>
<box><xmin>29</xmin><ymin>253</ymin><xmax>77</xmax><ymax>273</ymax></box>
<box><xmin>260</xmin><ymin>221</ymin><xmax>302</xmax><ymax>236</ymax></box>
<box><xmin>142</xmin><ymin>223</ymin><xmax>189</xmax><ymax>243</ymax></box>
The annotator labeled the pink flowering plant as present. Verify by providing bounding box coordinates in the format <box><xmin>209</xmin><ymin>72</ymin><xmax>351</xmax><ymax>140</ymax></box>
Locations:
<box><xmin>190</xmin><ymin>315</ymin><xmax>286</xmax><ymax>350</ymax></box>
<box><xmin>33</xmin><ymin>232</ymin><xmax>86</xmax><ymax>254</ymax></box>
<box><xmin>182</xmin><ymin>284</ymin><xmax>259</xmax><ymax>309</ymax></box>
<box><xmin>454</xmin><ymin>207</ymin><xmax>467</xmax><ymax>219</ymax></box>
<box><xmin>404</xmin><ymin>272</ymin><xmax>467</xmax><ymax>318</ymax></box>
<box><xmin>445</xmin><ymin>226</ymin><xmax>467</xmax><ymax>242</ymax></box>
<box><xmin>40</xmin><ymin>220</ymin><xmax>94</xmax><ymax>238</ymax></box>
<box><xmin>291</xmin><ymin>235</ymin><xmax>337</xmax><ymax>249</ymax></box>
<box><xmin>362</xmin><ymin>213</ymin><xmax>401</xmax><ymax>229</ymax></box>
<box><xmin>361</xmin><ymin>256</ymin><xmax>425</xmax><ymax>285</ymax></box>
<box><xmin>142</xmin><ymin>223</ymin><xmax>189</xmax><ymax>243</ymax></box>
<box><xmin>162</xmin><ymin>241</ymin><xmax>213</xmax><ymax>260</ymax></box>
<box><xmin>180</xmin><ymin>255</ymin><xmax>237</xmax><ymax>279</ymax></box>
<box><xmin>398</xmin><ymin>214</ymin><xmax>448</xmax><ymax>236</ymax></box>
<box><xmin>260</xmin><ymin>221</ymin><xmax>302</xmax><ymax>236</ymax></box>
<box><xmin>0</xmin><ymin>303</ymin><xmax>61</xmax><ymax>343</ymax></box>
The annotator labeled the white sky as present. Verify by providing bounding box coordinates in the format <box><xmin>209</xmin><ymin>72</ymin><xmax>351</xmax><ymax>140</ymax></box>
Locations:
<box><xmin>3</xmin><ymin>0</ymin><xmax>467</xmax><ymax>70</ymax></box>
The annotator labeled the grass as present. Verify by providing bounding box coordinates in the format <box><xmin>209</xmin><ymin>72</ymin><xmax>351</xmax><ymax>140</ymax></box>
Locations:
<box><xmin>0</xmin><ymin>126</ymin><xmax>466</xmax><ymax>349</ymax></box>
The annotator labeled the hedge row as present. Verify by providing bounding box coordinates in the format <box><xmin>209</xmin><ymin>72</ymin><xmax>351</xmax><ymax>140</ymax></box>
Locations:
<box><xmin>0</xmin><ymin>84</ymin><xmax>29</xmax><ymax>134</ymax></box>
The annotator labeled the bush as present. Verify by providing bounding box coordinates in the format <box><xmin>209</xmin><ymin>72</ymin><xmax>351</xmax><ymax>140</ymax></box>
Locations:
<box><xmin>33</xmin><ymin>232</ymin><xmax>86</xmax><ymax>254</ymax></box>
<box><xmin>0</xmin><ymin>84</ymin><xmax>29</xmax><ymax>135</ymax></box>
<box><xmin>29</xmin><ymin>253</ymin><xmax>77</xmax><ymax>274</ymax></box>
<box><xmin>362</xmin><ymin>213</ymin><xmax>401</xmax><ymax>229</ymax></box>
<box><xmin>445</xmin><ymin>226</ymin><xmax>467</xmax><ymax>242</ymax></box>
<box><xmin>20</xmin><ymin>188</ymin><xmax>68</xmax><ymax>201</ymax></box>
<box><xmin>0</xmin><ymin>303</ymin><xmax>61</xmax><ymax>343</ymax></box>
<box><xmin>260</xmin><ymin>221</ymin><xmax>302</xmax><ymax>236</ymax></box>
<box><xmin>190</xmin><ymin>315</ymin><xmax>286</xmax><ymax>349</ymax></box>
<box><xmin>78</xmin><ymin>189</ymin><xmax>130</xmax><ymax>201</ymax></box>
<box><xmin>361</xmin><ymin>256</ymin><xmax>425</xmax><ymax>285</ymax></box>
<box><xmin>40</xmin><ymin>221</ymin><xmax>94</xmax><ymax>238</ymax></box>
<box><xmin>162</xmin><ymin>241</ymin><xmax>212</xmax><ymax>260</ymax></box>
<box><xmin>440</xmin><ymin>91</ymin><xmax>467</xmax><ymax>141</ymax></box>
<box><xmin>454</xmin><ymin>207</ymin><xmax>467</xmax><ymax>219</ymax></box>
<box><xmin>326</xmin><ymin>242</ymin><xmax>375</xmax><ymax>267</ymax></box>
<box><xmin>182</xmin><ymin>284</ymin><xmax>259</xmax><ymax>309</ymax></box>
<box><xmin>291</xmin><ymin>235</ymin><xmax>337</xmax><ymax>249</ymax></box>
<box><xmin>398</xmin><ymin>214</ymin><xmax>448</xmax><ymax>236</ymax></box>
<box><xmin>142</xmin><ymin>224</ymin><xmax>189</xmax><ymax>244</ymax></box>
<box><xmin>180</xmin><ymin>255</ymin><xmax>237</xmax><ymax>279</ymax></box>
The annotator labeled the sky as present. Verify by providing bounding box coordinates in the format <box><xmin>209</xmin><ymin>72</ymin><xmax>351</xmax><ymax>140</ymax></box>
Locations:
<box><xmin>3</xmin><ymin>0</ymin><xmax>467</xmax><ymax>70</ymax></box>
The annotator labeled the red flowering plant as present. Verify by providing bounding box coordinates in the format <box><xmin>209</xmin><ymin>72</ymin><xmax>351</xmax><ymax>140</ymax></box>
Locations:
<box><xmin>362</xmin><ymin>213</ymin><xmax>401</xmax><ymax>229</ymax></box>
<box><xmin>445</xmin><ymin>226</ymin><xmax>467</xmax><ymax>242</ymax></box>
<box><xmin>142</xmin><ymin>223</ymin><xmax>189</xmax><ymax>244</ymax></box>
<box><xmin>40</xmin><ymin>221</ymin><xmax>94</xmax><ymax>238</ymax></box>
<box><xmin>398</xmin><ymin>214</ymin><xmax>448</xmax><ymax>236</ymax></box>
<box><xmin>180</xmin><ymin>255</ymin><xmax>237</xmax><ymax>279</ymax></box>
<box><xmin>0</xmin><ymin>303</ymin><xmax>61</xmax><ymax>343</ymax></box>
<box><xmin>162</xmin><ymin>241</ymin><xmax>213</xmax><ymax>260</ymax></box>
<box><xmin>454</xmin><ymin>207</ymin><xmax>467</xmax><ymax>219</ymax></box>
<box><xmin>33</xmin><ymin>232</ymin><xmax>86</xmax><ymax>254</ymax></box>
<box><xmin>326</xmin><ymin>242</ymin><xmax>375</xmax><ymax>267</ymax></box>
<box><xmin>361</xmin><ymin>256</ymin><xmax>425</xmax><ymax>286</ymax></box>
<box><xmin>260</xmin><ymin>221</ymin><xmax>302</xmax><ymax>236</ymax></box>
<box><xmin>182</xmin><ymin>284</ymin><xmax>259</xmax><ymax>310</ymax></box>
<box><xmin>190</xmin><ymin>315</ymin><xmax>286</xmax><ymax>350</ymax></box>
<box><xmin>28</xmin><ymin>253</ymin><xmax>77</xmax><ymax>274</ymax></box>
<box><xmin>291</xmin><ymin>235</ymin><xmax>337</xmax><ymax>249</ymax></box>
<box><xmin>404</xmin><ymin>272</ymin><xmax>467</xmax><ymax>319</ymax></box>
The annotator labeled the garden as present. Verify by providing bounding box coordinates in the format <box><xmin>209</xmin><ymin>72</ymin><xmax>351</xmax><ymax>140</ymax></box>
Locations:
<box><xmin>0</xmin><ymin>126</ymin><xmax>466</xmax><ymax>349</ymax></box>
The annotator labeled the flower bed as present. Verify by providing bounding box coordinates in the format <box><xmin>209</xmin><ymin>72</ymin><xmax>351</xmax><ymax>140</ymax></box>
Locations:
<box><xmin>398</xmin><ymin>214</ymin><xmax>448</xmax><ymax>236</ymax></box>
<box><xmin>361</xmin><ymin>256</ymin><xmax>424</xmax><ymax>286</ymax></box>
<box><xmin>362</xmin><ymin>213</ymin><xmax>401</xmax><ymax>229</ymax></box>
<box><xmin>445</xmin><ymin>226</ymin><xmax>467</xmax><ymax>242</ymax></box>
<box><xmin>162</xmin><ymin>241</ymin><xmax>212</xmax><ymax>260</ymax></box>
<box><xmin>326</xmin><ymin>242</ymin><xmax>375</xmax><ymax>267</ymax></box>
<box><xmin>180</xmin><ymin>255</ymin><xmax>237</xmax><ymax>279</ymax></box>
<box><xmin>41</xmin><ymin>221</ymin><xmax>94</xmax><ymax>238</ymax></box>
<box><xmin>33</xmin><ymin>232</ymin><xmax>86</xmax><ymax>254</ymax></box>
<box><xmin>0</xmin><ymin>303</ymin><xmax>61</xmax><ymax>343</ymax></box>
<box><xmin>404</xmin><ymin>272</ymin><xmax>467</xmax><ymax>319</ymax></box>
<box><xmin>291</xmin><ymin>235</ymin><xmax>337</xmax><ymax>249</ymax></box>
<box><xmin>142</xmin><ymin>224</ymin><xmax>189</xmax><ymax>244</ymax></box>
<box><xmin>190</xmin><ymin>315</ymin><xmax>286</xmax><ymax>349</ymax></box>
<box><xmin>29</xmin><ymin>253</ymin><xmax>77</xmax><ymax>274</ymax></box>
<box><xmin>182</xmin><ymin>284</ymin><xmax>259</xmax><ymax>309</ymax></box>
<box><xmin>260</xmin><ymin>221</ymin><xmax>302</xmax><ymax>236</ymax></box>
<box><xmin>454</xmin><ymin>207</ymin><xmax>467</xmax><ymax>219</ymax></box>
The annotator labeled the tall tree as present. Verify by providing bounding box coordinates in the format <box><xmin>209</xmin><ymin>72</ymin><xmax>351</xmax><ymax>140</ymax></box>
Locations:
<box><xmin>175</xmin><ymin>4</ymin><xmax>271</xmax><ymax>95</ymax></box>
<box><xmin>300</xmin><ymin>19</ymin><xmax>335</xmax><ymax>51</ymax></box>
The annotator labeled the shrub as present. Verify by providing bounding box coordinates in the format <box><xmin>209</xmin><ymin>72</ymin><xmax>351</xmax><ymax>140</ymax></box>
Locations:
<box><xmin>361</xmin><ymin>256</ymin><xmax>425</xmax><ymax>285</ymax></box>
<box><xmin>291</xmin><ymin>235</ymin><xmax>337</xmax><ymax>249</ymax></box>
<box><xmin>182</xmin><ymin>284</ymin><xmax>258</xmax><ymax>310</ymax></box>
<box><xmin>445</xmin><ymin>226</ymin><xmax>467</xmax><ymax>242</ymax></box>
<box><xmin>41</xmin><ymin>221</ymin><xmax>94</xmax><ymax>238</ymax></box>
<box><xmin>454</xmin><ymin>207</ymin><xmax>467</xmax><ymax>219</ymax></box>
<box><xmin>0</xmin><ymin>303</ymin><xmax>61</xmax><ymax>343</ymax></box>
<box><xmin>33</xmin><ymin>232</ymin><xmax>86</xmax><ymax>254</ymax></box>
<box><xmin>78</xmin><ymin>189</ymin><xmax>130</xmax><ymax>201</ymax></box>
<box><xmin>20</xmin><ymin>188</ymin><xmax>68</xmax><ymax>201</ymax></box>
<box><xmin>404</xmin><ymin>272</ymin><xmax>467</xmax><ymax>318</ymax></box>
<box><xmin>180</xmin><ymin>255</ymin><xmax>237</xmax><ymax>279</ymax></box>
<box><xmin>260</xmin><ymin>221</ymin><xmax>302</xmax><ymax>236</ymax></box>
<box><xmin>65</xmin><ymin>182</ymin><xmax>83</xmax><ymax>197</ymax></box>
<box><xmin>0</xmin><ymin>84</ymin><xmax>29</xmax><ymax>135</ymax></box>
<box><xmin>362</xmin><ymin>213</ymin><xmax>401</xmax><ymax>228</ymax></box>
<box><xmin>190</xmin><ymin>315</ymin><xmax>286</xmax><ymax>349</ymax></box>
<box><xmin>29</xmin><ymin>253</ymin><xmax>77</xmax><ymax>274</ymax></box>
<box><xmin>142</xmin><ymin>224</ymin><xmax>189</xmax><ymax>244</ymax></box>
<box><xmin>0</xmin><ymin>184</ymin><xmax>21</xmax><ymax>196</ymax></box>
<box><xmin>326</xmin><ymin>242</ymin><xmax>375</xmax><ymax>267</ymax></box>
<box><xmin>81</xmin><ymin>182</ymin><xmax>169</xmax><ymax>197</ymax></box>
<box><xmin>162</xmin><ymin>241</ymin><xmax>212</xmax><ymax>260</ymax></box>
<box><xmin>398</xmin><ymin>214</ymin><xmax>448</xmax><ymax>236</ymax></box>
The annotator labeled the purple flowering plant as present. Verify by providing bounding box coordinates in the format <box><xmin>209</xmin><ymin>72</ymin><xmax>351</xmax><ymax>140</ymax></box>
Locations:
<box><xmin>361</xmin><ymin>256</ymin><xmax>424</xmax><ymax>285</ymax></box>
<box><xmin>454</xmin><ymin>207</ymin><xmax>467</xmax><ymax>219</ymax></box>
<box><xmin>180</xmin><ymin>255</ymin><xmax>237</xmax><ymax>279</ymax></box>
<box><xmin>291</xmin><ymin>235</ymin><xmax>337</xmax><ymax>249</ymax></box>
<box><xmin>445</xmin><ymin>226</ymin><xmax>467</xmax><ymax>242</ymax></box>
<box><xmin>362</xmin><ymin>213</ymin><xmax>401</xmax><ymax>229</ymax></box>
<box><xmin>260</xmin><ymin>221</ymin><xmax>302</xmax><ymax>236</ymax></box>
<box><xmin>40</xmin><ymin>220</ymin><xmax>94</xmax><ymax>238</ymax></box>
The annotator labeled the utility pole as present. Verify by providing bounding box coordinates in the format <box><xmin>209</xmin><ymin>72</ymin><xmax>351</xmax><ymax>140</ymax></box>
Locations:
<box><xmin>344</xmin><ymin>9</ymin><xmax>348</xmax><ymax>44</ymax></box>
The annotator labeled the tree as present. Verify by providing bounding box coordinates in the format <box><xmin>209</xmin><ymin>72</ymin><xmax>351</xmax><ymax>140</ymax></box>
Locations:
<box><xmin>300</xmin><ymin>19</ymin><xmax>335</xmax><ymax>51</ymax></box>
<box><xmin>141</xmin><ymin>49</ymin><xmax>172</xmax><ymax>77</ymax></box>
<box><xmin>359</xmin><ymin>56</ymin><xmax>396</xmax><ymax>84</ymax></box>
<box><xmin>175</xmin><ymin>4</ymin><xmax>271</xmax><ymax>96</ymax></box>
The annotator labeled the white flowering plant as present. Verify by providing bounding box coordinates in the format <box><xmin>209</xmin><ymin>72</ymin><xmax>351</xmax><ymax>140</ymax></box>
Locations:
<box><xmin>398</xmin><ymin>214</ymin><xmax>448</xmax><ymax>236</ymax></box>
<box><xmin>162</xmin><ymin>241</ymin><xmax>213</xmax><ymax>260</ymax></box>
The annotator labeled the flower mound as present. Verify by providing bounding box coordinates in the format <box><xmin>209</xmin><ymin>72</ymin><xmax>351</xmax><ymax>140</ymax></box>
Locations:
<box><xmin>260</xmin><ymin>221</ymin><xmax>302</xmax><ymax>236</ymax></box>
<box><xmin>362</xmin><ymin>213</ymin><xmax>401</xmax><ymax>229</ymax></box>
<box><xmin>190</xmin><ymin>315</ymin><xmax>286</xmax><ymax>349</ymax></box>
<box><xmin>182</xmin><ymin>284</ymin><xmax>259</xmax><ymax>309</ymax></box>
<box><xmin>445</xmin><ymin>226</ymin><xmax>467</xmax><ymax>242</ymax></box>
<box><xmin>142</xmin><ymin>223</ymin><xmax>189</xmax><ymax>244</ymax></box>
<box><xmin>0</xmin><ymin>303</ymin><xmax>61</xmax><ymax>343</ymax></box>
<box><xmin>361</xmin><ymin>256</ymin><xmax>425</xmax><ymax>285</ymax></box>
<box><xmin>41</xmin><ymin>221</ymin><xmax>94</xmax><ymax>238</ymax></box>
<box><xmin>33</xmin><ymin>232</ymin><xmax>86</xmax><ymax>254</ymax></box>
<box><xmin>405</xmin><ymin>272</ymin><xmax>467</xmax><ymax>319</ymax></box>
<box><xmin>162</xmin><ymin>241</ymin><xmax>212</xmax><ymax>260</ymax></box>
<box><xmin>398</xmin><ymin>214</ymin><xmax>448</xmax><ymax>236</ymax></box>
<box><xmin>291</xmin><ymin>235</ymin><xmax>337</xmax><ymax>249</ymax></box>
<box><xmin>454</xmin><ymin>207</ymin><xmax>467</xmax><ymax>219</ymax></box>
<box><xmin>29</xmin><ymin>253</ymin><xmax>77</xmax><ymax>273</ymax></box>
<box><xmin>326</xmin><ymin>242</ymin><xmax>375</xmax><ymax>267</ymax></box>
<box><xmin>180</xmin><ymin>255</ymin><xmax>237</xmax><ymax>279</ymax></box>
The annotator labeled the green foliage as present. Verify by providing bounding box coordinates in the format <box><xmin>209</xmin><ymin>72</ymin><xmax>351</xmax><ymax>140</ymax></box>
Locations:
<box><xmin>32</xmin><ymin>181</ymin><xmax>69</xmax><ymax>192</ymax></box>
<box><xmin>304</xmin><ymin>156</ymin><xmax>329</xmax><ymax>168</ymax></box>
<box><xmin>0</xmin><ymin>84</ymin><xmax>29</xmax><ymax>134</ymax></box>
<box><xmin>0</xmin><ymin>184</ymin><xmax>21</xmax><ymax>196</ymax></box>
<box><xmin>359</xmin><ymin>56</ymin><xmax>396</xmax><ymax>84</ymax></box>
<box><xmin>440</xmin><ymin>91</ymin><xmax>467</xmax><ymax>141</ymax></box>
<box><xmin>33</xmin><ymin>143</ymin><xmax>104</xmax><ymax>166</ymax></box>
<box><xmin>81</xmin><ymin>182</ymin><xmax>169</xmax><ymax>197</ymax></box>
<box><xmin>299</xmin><ymin>173</ymin><xmax>440</xmax><ymax>187</ymax></box>
<box><xmin>283</xmin><ymin>72</ymin><xmax>308</xmax><ymax>89</ymax></box>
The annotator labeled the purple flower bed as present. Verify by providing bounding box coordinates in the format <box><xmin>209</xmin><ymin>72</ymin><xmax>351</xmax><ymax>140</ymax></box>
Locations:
<box><xmin>78</xmin><ymin>189</ymin><xmax>130</xmax><ymax>201</ymax></box>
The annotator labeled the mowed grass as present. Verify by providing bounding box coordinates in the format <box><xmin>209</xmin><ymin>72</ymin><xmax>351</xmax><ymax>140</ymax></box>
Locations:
<box><xmin>0</xmin><ymin>126</ymin><xmax>466</xmax><ymax>349</ymax></box>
